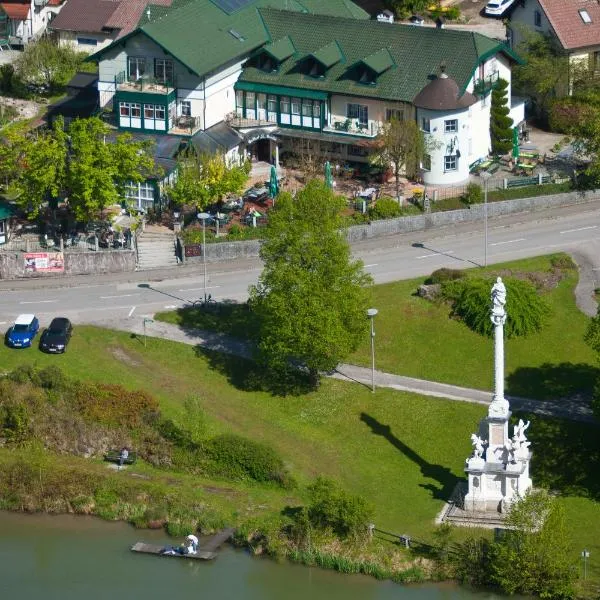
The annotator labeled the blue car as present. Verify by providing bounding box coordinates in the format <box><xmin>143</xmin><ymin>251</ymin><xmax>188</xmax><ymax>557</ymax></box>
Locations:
<box><xmin>6</xmin><ymin>314</ymin><xmax>40</xmax><ymax>348</ymax></box>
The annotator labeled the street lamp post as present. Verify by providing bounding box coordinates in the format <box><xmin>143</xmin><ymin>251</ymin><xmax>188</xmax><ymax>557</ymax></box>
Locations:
<box><xmin>582</xmin><ymin>549</ymin><xmax>590</xmax><ymax>580</ymax></box>
<box><xmin>197</xmin><ymin>212</ymin><xmax>210</xmax><ymax>304</ymax></box>
<box><xmin>480</xmin><ymin>171</ymin><xmax>491</xmax><ymax>268</ymax></box>
<box><xmin>367</xmin><ymin>308</ymin><xmax>378</xmax><ymax>393</ymax></box>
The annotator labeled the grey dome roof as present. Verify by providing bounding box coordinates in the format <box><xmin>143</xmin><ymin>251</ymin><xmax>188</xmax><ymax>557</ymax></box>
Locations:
<box><xmin>413</xmin><ymin>72</ymin><xmax>477</xmax><ymax>111</ymax></box>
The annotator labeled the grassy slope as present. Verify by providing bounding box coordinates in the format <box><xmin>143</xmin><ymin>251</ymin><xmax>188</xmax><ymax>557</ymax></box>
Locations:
<box><xmin>0</xmin><ymin>325</ymin><xmax>598</xmax><ymax>578</ymax></box>
<box><xmin>349</xmin><ymin>255</ymin><xmax>597</xmax><ymax>398</ymax></box>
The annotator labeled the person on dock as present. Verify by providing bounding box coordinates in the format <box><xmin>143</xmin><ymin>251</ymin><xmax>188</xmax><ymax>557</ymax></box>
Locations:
<box><xmin>183</xmin><ymin>534</ymin><xmax>199</xmax><ymax>555</ymax></box>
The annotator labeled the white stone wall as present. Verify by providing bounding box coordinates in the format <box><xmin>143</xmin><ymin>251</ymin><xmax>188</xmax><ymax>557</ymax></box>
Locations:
<box><xmin>203</xmin><ymin>60</ymin><xmax>244</xmax><ymax>129</ymax></box>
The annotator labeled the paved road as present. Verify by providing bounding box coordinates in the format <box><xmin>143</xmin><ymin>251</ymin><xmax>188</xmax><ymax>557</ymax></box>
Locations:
<box><xmin>0</xmin><ymin>202</ymin><xmax>599</xmax><ymax>326</ymax></box>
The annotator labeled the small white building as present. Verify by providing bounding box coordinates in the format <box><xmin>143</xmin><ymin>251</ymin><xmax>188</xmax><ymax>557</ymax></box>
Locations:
<box><xmin>0</xmin><ymin>0</ymin><xmax>64</xmax><ymax>47</ymax></box>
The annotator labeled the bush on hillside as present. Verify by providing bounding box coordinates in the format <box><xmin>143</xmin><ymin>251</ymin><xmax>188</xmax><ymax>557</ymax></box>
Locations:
<box><xmin>424</xmin><ymin>268</ymin><xmax>465</xmax><ymax>285</ymax></box>
<box><xmin>203</xmin><ymin>433</ymin><xmax>294</xmax><ymax>488</ymax></box>
<box><xmin>304</xmin><ymin>477</ymin><xmax>373</xmax><ymax>540</ymax></box>
<box><xmin>442</xmin><ymin>277</ymin><xmax>549</xmax><ymax>338</ymax></box>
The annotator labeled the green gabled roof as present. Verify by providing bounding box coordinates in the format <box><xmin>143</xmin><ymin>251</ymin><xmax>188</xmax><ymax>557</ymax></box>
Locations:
<box><xmin>90</xmin><ymin>0</ymin><xmax>368</xmax><ymax>75</ymax></box>
<box><xmin>263</xmin><ymin>35</ymin><xmax>295</xmax><ymax>61</ymax></box>
<box><xmin>238</xmin><ymin>9</ymin><xmax>522</xmax><ymax>103</ymax></box>
<box><xmin>309</xmin><ymin>40</ymin><xmax>344</xmax><ymax>69</ymax></box>
<box><xmin>357</xmin><ymin>47</ymin><xmax>395</xmax><ymax>75</ymax></box>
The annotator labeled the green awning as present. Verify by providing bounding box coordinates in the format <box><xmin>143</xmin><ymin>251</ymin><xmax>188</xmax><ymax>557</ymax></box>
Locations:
<box><xmin>359</xmin><ymin>48</ymin><xmax>395</xmax><ymax>75</ymax></box>
<box><xmin>309</xmin><ymin>40</ymin><xmax>344</xmax><ymax>68</ymax></box>
<box><xmin>235</xmin><ymin>80</ymin><xmax>328</xmax><ymax>100</ymax></box>
<box><xmin>263</xmin><ymin>36</ymin><xmax>295</xmax><ymax>62</ymax></box>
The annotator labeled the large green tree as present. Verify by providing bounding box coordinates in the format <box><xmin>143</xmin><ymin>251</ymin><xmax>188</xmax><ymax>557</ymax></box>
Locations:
<box><xmin>249</xmin><ymin>180</ymin><xmax>372</xmax><ymax>385</ymax></box>
<box><xmin>490</xmin><ymin>490</ymin><xmax>577</xmax><ymax>598</ymax></box>
<box><xmin>584</xmin><ymin>306</ymin><xmax>600</xmax><ymax>418</ymax></box>
<box><xmin>512</xmin><ymin>29</ymin><xmax>570</xmax><ymax>121</ymax></box>
<box><xmin>490</xmin><ymin>78</ymin><xmax>513</xmax><ymax>155</ymax></box>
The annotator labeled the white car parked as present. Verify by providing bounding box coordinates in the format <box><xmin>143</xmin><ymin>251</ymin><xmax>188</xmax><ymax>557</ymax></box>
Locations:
<box><xmin>484</xmin><ymin>0</ymin><xmax>516</xmax><ymax>16</ymax></box>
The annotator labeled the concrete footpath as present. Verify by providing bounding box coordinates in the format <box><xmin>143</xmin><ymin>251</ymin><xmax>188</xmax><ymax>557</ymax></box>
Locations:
<box><xmin>109</xmin><ymin>316</ymin><xmax>596</xmax><ymax>425</ymax></box>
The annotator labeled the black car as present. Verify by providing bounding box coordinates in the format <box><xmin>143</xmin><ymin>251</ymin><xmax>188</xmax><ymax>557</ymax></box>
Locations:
<box><xmin>39</xmin><ymin>318</ymin><xmax>73</xmax><ymax>353</ymax></box>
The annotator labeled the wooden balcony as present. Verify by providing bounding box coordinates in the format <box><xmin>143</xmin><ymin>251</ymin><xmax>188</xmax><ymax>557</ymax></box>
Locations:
<box><xmin>227</xmin><ymin>115</ymin><xmax>277</xmax><ymax>129</ymax></box>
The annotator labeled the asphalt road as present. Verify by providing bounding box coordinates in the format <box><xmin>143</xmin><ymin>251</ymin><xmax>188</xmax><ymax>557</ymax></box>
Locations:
<box><xmin>0</xmin><ymin>202</ymin><xmax>599</xmax><ymax>327</ymax></box>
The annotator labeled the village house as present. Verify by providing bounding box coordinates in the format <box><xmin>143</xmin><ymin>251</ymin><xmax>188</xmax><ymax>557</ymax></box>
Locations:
<box><xmin>508</xmin><ymin>0</ymin><xmax>600</xmax><ymax>95</ymax></box>
<box><xmin>0</xmin><ymin>0</ymin><xmax>64</xmax><ymax>48</ymax></box>
<box><xmin>90</xmin><ymin>0</ymin><xmax>523</xmax><ymax>186</ymax></box>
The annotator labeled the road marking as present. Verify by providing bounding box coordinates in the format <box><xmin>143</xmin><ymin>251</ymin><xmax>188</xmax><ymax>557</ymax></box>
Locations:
<box><xmin>164</xmin><ymin>305</ymin><xmax>177</xmax><ymax>309</ymax></box>
<box><xmin>489</xmin><ymin>238</ymin><xmax>526</xmax><ymax>246</ymax></box>
<box><xmin>100</xmin><ymin>293</ymin><xmax>140</xmax><ymax>299</ymax></box>
<box><xmin>0</xmin><ymin>321</ymin><xmax>6</xmax><ymax>325</ymax></box>
<box><xmin>177</xmin><ymin>286</ymin><xmax>221</xmax><ymax>292</ymax></box>
<box><xmin>560</xmin><ymin>225</ymin><xmax>597</xmax><ymax>234</ymax></box>
<box><xmin>415</xmin><ymin>251</ymin><xmax>454</xmax><ymax>260</ymax></box>
<box><xmin>20</xmin><ymin>300</ymin><xmax>57</xmax><ymax>304</ymax></box>
<box><xmin>364</xmin><ymin>263</ymin><xmax>379</xmax><ymax>268</ymax></box>
<box><xmin>128</xmin><ymin>306</ymin><xmax>136</xmax><ymax>317</ymax></box>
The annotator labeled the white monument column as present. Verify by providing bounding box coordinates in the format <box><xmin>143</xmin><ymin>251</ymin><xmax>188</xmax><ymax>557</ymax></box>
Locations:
<box><xmin>463</xmin><ymin>277</ymin><xmax>532</xmax><ymax>515</ymax></box>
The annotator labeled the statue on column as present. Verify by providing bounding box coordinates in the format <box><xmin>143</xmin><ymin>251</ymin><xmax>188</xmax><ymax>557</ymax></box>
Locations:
<box><xmin>491</xmin><ymin>277</ymin><xmax>507</xmax><ymax>324</ymax></box>
<box><xmin>512</xmin><ymin>419</ymin><xmax>531</xmax><ymax>459</ymax></box>
<box><xmin>470</xmin><ymin>433</ymin><xmax>487</xmax><ymax>459</ymax></box>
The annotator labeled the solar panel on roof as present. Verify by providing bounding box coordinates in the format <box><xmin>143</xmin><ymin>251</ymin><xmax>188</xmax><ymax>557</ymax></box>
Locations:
<box><xmin>212</xmin><ymin>0</ymin><xmax>255</xmax><ymax>15</ymax></box>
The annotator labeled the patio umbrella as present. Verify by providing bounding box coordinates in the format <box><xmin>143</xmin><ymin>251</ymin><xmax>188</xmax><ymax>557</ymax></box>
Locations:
<box><xmin>324</xmin><ymin>161</ymin><xmax>333</xmax><ymax>189</ymax></box>
<box><xmin>512</xmin><ymin>126</ymin><xmax>520</xmax><ymax>160</ymax></box>
<box><xmin>269</xmin><ymin>165</ymin><xmax>279</xmax><ymax>199</ymax></box>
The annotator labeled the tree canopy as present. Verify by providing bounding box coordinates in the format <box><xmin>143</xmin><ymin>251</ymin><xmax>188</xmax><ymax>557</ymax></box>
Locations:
<box><xmin>166</xmin><ymin>150</ymin><xmax>250</xmax><ymax>209</ymax></box>
<box><xmin>249</xmin><ymin>180</ymin><xmax>372</xmax><ymax>385</ymax></box>
<box><xmin>3</xmin><ymin>117</ymin><xmax>154</xmax><ymax>219</ymax></box>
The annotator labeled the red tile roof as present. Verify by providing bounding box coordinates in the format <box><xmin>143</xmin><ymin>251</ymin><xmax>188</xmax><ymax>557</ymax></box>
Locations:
<box><xmin>0</xmin><ymin>2</ymin><xmax>30</xmax><ymax>19</ymax></box>
<box><xmin>539</xmin><ymin>0</ymin><xmax>600</xmax><ymax>51</ymax></box>
<box><xmin>47</xmin><ymin>0</ymin><xmax>65</xmax><ymax>6</ymax></box>
<box><xmin>50</xmin><ymin>0</ymin><xmax>120</xmax><ymax>32</ymax></box>
<box><xmin>105</xmin><ymin>0</ymin><xmax>148</xmax><ymax>37</ymax></box>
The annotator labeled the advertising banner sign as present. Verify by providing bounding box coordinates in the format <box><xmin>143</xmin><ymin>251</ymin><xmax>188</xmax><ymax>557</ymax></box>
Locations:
<box><xmin>24</xmin><ymin>252</ymin><xmax>65</xmax><ymax>273</ymax></box>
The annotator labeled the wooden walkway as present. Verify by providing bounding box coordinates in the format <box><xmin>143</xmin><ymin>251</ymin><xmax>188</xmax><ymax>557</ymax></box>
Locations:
<box><xmin>131</xmin><ymin>527</ymin><xmax>236</xmax><ymax>561</ymax></box>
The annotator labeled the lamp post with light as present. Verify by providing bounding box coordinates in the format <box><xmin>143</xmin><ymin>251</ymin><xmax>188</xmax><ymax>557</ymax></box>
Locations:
<box><xmin>367</xmin><ymin>308</ymin><xmax>378</xmax><ymax>392</ymax></box>
<box><xmin>197</xmin><ymin>212</ymin><xmax>210</xmax><ymax>304</ymax></box>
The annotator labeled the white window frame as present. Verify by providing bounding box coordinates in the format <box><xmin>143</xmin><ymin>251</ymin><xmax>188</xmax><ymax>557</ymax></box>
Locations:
<box><xmin>422</xmin><ymin>154</ymin><xmax>431</xmax><ymax>171</ymax></box>
<box><xmin>444</xmin><ymin>119</ymin><xmax>458</xmax><ymax>133</ymax></box>
<box><xmin>347</xmin><ymin>103</ymin><xmax>368</xmax><ymax>125</ymax></box>
<box><xmin>127</xmin><ymin>57</ymin><xmax>146</xmax><ymax>81</ymax></box>
<box><xmin>386</xmin><ymin>108</ymin><xmax>404</xmax><ymax>121</ymax></box>
<box><xmin>154</xmin><ymin>58</ymin><xmax>174</xmax><ymax>83</ymax></box>
<box><xmin>155</xmin><ymin>105</ymin><xmax>166</xmax><ymax>120</ymax></box>
<box><xmin>180</xmin><ymin>100</ymin><xmax>191</xmax><ymax>117</ymax></box>
<box><xmin>119</xmin><ymin>102</ymin><xmax>130</xmax><ymax>117</ymax></box>
<box><xmin>444</xmin><ymin>155</ymin><xmax>458</xmax><ymax>172</ymax></box>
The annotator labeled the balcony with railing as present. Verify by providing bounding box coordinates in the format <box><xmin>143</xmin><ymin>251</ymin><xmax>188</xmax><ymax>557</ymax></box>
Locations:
<box><xmin>115</xmin><ymin>71</ymin><xmax>176</xmax><ymax>96</ymax></box>
<box><xmin>473</xmin><ymin>70</ymin><xmax>499</xmax><ymax>95</ymax></box>
<box><xmin>323</xmin><ymin>117</ymin><xmax>380</xmax><ymax>138</ymax></box>
<box><xmin>170</xmin><ymin>115</ymin><xmax>203</xmax><ymax>136</ymax></box>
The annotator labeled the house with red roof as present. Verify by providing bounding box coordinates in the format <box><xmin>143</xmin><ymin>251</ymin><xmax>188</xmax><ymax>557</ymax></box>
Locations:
<box><xmin>49</xmin><ymin>0</ymin><xmax>175</xmax><ymax>52</ymax></box>
<box><xmin>0</xmin><ymin>0</ymin><xmax>64</xmax><ymax>47</ymax></box>
<box><xmin>509</xmin><ymin>0</ymin><xmax>600</xmax><ymax>94</ymax></box>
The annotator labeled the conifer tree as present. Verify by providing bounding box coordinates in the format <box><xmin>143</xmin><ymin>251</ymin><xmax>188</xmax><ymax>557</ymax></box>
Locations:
<box><xmin>490</xmin><ymin>78</ymin><xmax>513</xmax><ymax>155</ymax></box>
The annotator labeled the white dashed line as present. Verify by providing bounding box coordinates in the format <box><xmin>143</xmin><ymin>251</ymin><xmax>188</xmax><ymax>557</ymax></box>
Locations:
<box><xmin>560</xmin><ymin>225</ymin><xmax>597</xmax><ymax>234</ymax></box>
<box><xmin>177</xmin><ymin>286</ymin><xmax>221</xmax><ymax>292</ymax></box>
<box><xmin>489</xmin><ymin>238</ymin><xmax>526</xmax><ymax>246</ymax></box>
<box><xmin>100</xmin><ymin>293</ymin><xmax>140</xmax><ymax>299</ymax></box>
<box><xmin>415</xmin><ymin>251</ymin><xmax>455</xmax><ymax>259</ymax></box>
<box><xmin>364</xmin><ymin>263</ymin><xmax>379</xmax><ymax>268</ymax></box>
<box><xmin>128</xmin><ymin>306</ymin><xmax>136</xmax><ymax>317</ymax></box>
<box><xmin>20</xmin><ymin>300</ymin><xmax>57</xmax><ymax>304</ymax></box>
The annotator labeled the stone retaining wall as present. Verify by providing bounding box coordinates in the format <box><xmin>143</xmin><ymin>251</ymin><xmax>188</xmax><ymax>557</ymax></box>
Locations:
<box><xmin>182</xmin><ymin>190</ymin><xmax>600</xmax><ymax>262</ymax></box>
<box><xmin>0</xmin><ymin>250</ymin><xmax>136</xmax><ymax>279</ymax></box>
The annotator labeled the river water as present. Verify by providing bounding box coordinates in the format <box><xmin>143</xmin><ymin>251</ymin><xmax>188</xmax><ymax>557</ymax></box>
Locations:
<box><xmin>0</xmin><ymin>511</ymin><xmax>514</xmax><ymax>600</ymax></box>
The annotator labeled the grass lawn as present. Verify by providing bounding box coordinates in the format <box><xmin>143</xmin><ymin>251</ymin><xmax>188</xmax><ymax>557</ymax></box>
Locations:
<box><xmin>157</xmin><ymin>253</ymin><xmax>597</xmax><ymax>401</ymax></box>
<box><xmin>0</xmin><ymin>325</ymin><xmax>599</xmax><ymax>584</ymax></box>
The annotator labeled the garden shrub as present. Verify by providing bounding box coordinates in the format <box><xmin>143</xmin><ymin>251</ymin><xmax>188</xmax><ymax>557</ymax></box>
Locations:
<box><xmin>424</xmin><ymin>267</ymin><xmax>465</xmax><ymax>285</ymax></box>
<box><xmin>8</xmin><ymin>365</ymin><xmax>41</xmax><ymax>386</ymax></box>
<box><xmin>442</xmin><ymin>277</ymin><xmax>549</xmax><ymax>338</ymax></box>
<box><xmin>550</xmin><ymin>254</ymin><xmax>576</xmax><ymax>271</ymax></box>
<box><xmin>157</xmin><ymin>418</ymin><xmax>194</xmax><ymax>448</ymax></box>
<box><xmin>462</xmin><ymin>182</ymin><xmax>483</xmax><ymax>205</ymax></box>
<box><xmin>202</xmin><ymin>433</ymin><xmax>293</xmax><ymax>487</ymax></box>
<box><xmin>368</xmin><ymin>197</ymin><xmax>402</xmax><ymax>220</ymax></box>
<box><xmin>304</xmin><ymin>476</ymin><xmax>373</xmax><ymax>540</ymax></box>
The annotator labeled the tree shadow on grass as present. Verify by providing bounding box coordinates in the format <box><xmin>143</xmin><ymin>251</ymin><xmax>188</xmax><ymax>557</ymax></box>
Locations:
<box><xmin>506</xmin><ymin>362</ymin><xmax>600</xmax><ymax>401</ymax></box>
<box><xmin>196</xmin><ymin>346</ymin><xmax>316</xmax><ymax>397</ymax></box>
<box><xmin>514</xmin><ymin>411</ymin><xmax>600</xmax><ymax>500</ymax></box>
<box><xmin>360</xmin><ymin>413</ymin><xmax>459</xmax><ymax>502</ymax></box>
<box><xmin>167</xmin><ymin>302</ymin><xmax>257</xmax><ymax>340</ymax></box>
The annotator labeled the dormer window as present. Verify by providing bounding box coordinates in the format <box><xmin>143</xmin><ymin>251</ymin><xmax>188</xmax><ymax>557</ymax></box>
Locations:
<box><xmin>308</xmin><ymin>60</ymin><xmax>325</xmax><ymax>78</ymax></box>
<box><xmin>257</xmin><ymin>53</ymin><xmax>277</xmax><ymax>73</ymax></box>
<box><xmin>358</xmin><ymin>68</ymin><xmax>376</xmax><ymax>85</ymax></box>
<box><xmin>580</xmin><ymin>9</ymin><xmax>592</xmax><ymax>23</ymax></box>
